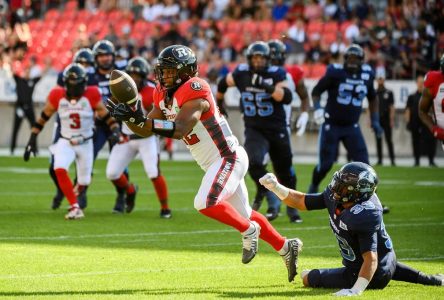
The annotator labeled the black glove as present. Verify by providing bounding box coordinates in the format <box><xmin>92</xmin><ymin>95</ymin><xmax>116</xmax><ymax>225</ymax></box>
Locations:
<box><xmin>108</xmin><ymin>126</ymin><xmax>124</xmax><ymax>144</ymax></box>
<box><xmin>24</xmin><ymin>132</ymin><xmax>38</xmax><ymax>162</ymax></box>
<box><xmin>251</xmin><ymin>73</ymin><xmax>275</xmax><ymax>94</ymax></box>
<box><xmin>106</xmin><ymin>98</ymin><xmax>146</xmax><ymax>125</ymax></box>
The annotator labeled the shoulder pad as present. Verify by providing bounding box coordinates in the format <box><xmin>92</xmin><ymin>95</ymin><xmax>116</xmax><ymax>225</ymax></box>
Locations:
<box><xmin>361</xmin><ymin>64</ymin><xmax>373</xmax><ymax>72</ymax></box>
<box><xmin>331</xmin><ymin>63</ymin><xmax>343</xmax><ymax>69</ymax></box>
<box><xmin>236</xmin><ymin>63</ymin><xmax>249</xmax><ymax>72</ymax></box>
<box><xmin>267</xmin><ymin>65</ymin><xmax>280</xmax><ymax>73</ymax></box>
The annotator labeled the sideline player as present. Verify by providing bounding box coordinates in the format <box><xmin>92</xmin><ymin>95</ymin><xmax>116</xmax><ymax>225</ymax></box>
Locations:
<box><xmin>419</xmin><ymin>53</ymin><xmax>444</xmax><ymax>149</ymax></box>
<box><xmin>106</xmin><ymin>57</ymin><xmax>170</xmax><ymax>217</ymax></box>
<box><xmin>106</xmin><ymin>45</ymin><xmax>303</xmax><ymax>282</ymax></box>
<box><xmin>260</xmin><ymin>162</ymin><xmax>443</xmax><ymax>296</ymax></box>
<box><xmin>24</xmin><ymin>64</ymin><xmax>121</xmax><ymax>219</ymax></box>
<box><xmin>216</xmin><ymin>41</ymin><xmax>302</xmax><ymax>223</ymax></box>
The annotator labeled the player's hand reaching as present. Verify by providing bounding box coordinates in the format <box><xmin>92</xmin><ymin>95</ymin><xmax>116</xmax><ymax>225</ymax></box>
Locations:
<box><xmin>106</xmin><ymin>98</ymin><xmax>146</xmax><ymax>125</ymax></box>
<box><xmin>259</xmin><ymin>173</ymin><xmax>279</xmax><ymax>191</ymax></box>
<box><xmin>432</xmin><ymin>125</ymin><xmax>444</xmax><ymax>140</ymax></box>
<box><xmin>333</xmin><ymin>289</ymin><xmax>362</xmax><ymax>296</ymax></box>
<box><xmin>296</xmin><ymin>112</ymin><xmax>309</xmax><ymax>136</ymax></box>
<box><xmin>23</xmin><ymin>133</ymin><xmax>38</xmax><ymax>162</ymax></box>
<box><xmin>108</xmin><ymin>127</ymin><xmax>127</xmax><ymax>144</ymax></box>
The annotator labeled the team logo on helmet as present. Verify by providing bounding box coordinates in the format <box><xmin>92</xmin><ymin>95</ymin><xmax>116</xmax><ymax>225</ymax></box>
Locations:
<box><xmin>190</xmin><ymin>81</ymin><xmax>202</xmax><ymax>91</ymax></box>
<box><xmin>357</xmin><ymin>170</ymin><xmax>377</xmax><ymax>193</ymax></box>
<box><xmin>172</xmin><ymin>47</ymin><xmax>190</xmax><ymax>60</ymax></box>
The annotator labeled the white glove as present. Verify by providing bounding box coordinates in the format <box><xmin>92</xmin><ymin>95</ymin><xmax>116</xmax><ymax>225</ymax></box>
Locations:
<box><xmin>313</xmin><ymin>108</ymin><xmax>325</xmax><ymax>125</ymax></box>
<box><xmin>333</xmin><ymin>289</ymin><xmax>362</xmax><ymax>296</ymax></box>
<box><xmin>296</xmin><ymin>111</ymin><xmax>309</xmax><ymax>136</ymax></box>
<box><xmin>259</xmin><ymin>173</ymin><xmax>289</xmax><ymax>200</ymax></box>
<box><xmin>259</xmin><ymin>173</ymin><xmax>278</xmax><ymax>190</ymax></box>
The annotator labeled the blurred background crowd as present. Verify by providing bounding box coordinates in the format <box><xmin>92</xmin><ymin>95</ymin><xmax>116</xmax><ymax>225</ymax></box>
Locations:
<box><xmin>0</xmin><ymin>0</ymin><xmax>443</xmax><ymax>82</ymax></box>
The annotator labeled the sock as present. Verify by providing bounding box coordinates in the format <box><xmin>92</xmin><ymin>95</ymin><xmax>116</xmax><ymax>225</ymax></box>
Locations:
<box><xmin>250</xmin><ymin>210</ymin><xmax>286</xmax><ymax>251</ymax></box>
<box><xmin>392</xmin><ymin>262</ymin><xmax>441</xmax><ymax>285</ymax></box>
<box><xmin>54</xmin><ymin>168</ymin><xmax>77</xmax><ymax>207</ymax></box>
<box><xmin>152</xmin><ymin>175</ymin><xmax>169</xmax><ymax>209</ymax></box>
<box><xmin>112</xmin><ymin>174</ymin><xmax>134</xmax><ymax>194</ymax></box>
<box><xmin>199</xmin><ymin>201</ymin><xmax>250</xmax><ymax>233</ymax></box>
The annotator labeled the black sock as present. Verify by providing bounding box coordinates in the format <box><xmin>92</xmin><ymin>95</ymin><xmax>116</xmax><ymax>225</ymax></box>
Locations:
<box><xmin>393</xmin><ymin>262</ymin><xmax>441</xmax><ymax>286</ymax></box>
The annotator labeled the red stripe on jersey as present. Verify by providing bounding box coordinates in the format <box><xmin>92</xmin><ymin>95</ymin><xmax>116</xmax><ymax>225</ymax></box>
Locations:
<box><xmin>202</xmin><ymin>115</ymin><xmax>235</xmax><ymax>157</ymax></box>
<box><xmin>206</xmin><ymin>156</ymin><xmax>236</xmax><ymax>207</ymax></box>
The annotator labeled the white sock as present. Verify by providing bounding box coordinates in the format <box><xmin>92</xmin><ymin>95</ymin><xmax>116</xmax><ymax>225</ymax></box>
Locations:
<box><xmin>278</xmin><ymin>239</ymin><xmax>289</xmax><ymax>255</ymax></box>
<box><xmin>242</xmin><ymin>222</ymin><xmax>256</xmax><ymax>236</ymax></box>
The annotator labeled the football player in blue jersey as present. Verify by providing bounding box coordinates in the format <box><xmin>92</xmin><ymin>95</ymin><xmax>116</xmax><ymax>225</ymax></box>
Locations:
<box><xmin>308</xmin><ymin>44</ymin><xmax>383</xmax><ymax>194</ymax></box>
<box><xmin>90</xmin><ymin>39</ymin><xmax>130</xmax><ymax>213</ymax></box>
<box><xmin>216</xmin><ymin>41</ymin><xmax>303</xmax><ymax>223</ymax></box>
<box><xmin>50</xmin><ymin>47</ymin><xmax>101</xmax><ymax>210</ymax></box>
<box><xmin>260</xmin><ymin>162</ymin><xmax>443</xmax><ymax>296</ymax></box>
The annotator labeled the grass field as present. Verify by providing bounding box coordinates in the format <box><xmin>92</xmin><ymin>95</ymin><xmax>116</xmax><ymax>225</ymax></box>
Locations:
<box><xmin>0</xmin><ymin>156</ymin><xmax>443</xmax><ymax>299</ymax></box>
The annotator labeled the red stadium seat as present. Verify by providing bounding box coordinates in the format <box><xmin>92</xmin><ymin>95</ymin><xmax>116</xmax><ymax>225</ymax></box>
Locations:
<box><xmin>65</xmin><ymin>1</ymin><xmax>78</xmax><ymax>11</ymax></box>
<box><xmin>310</xmin><ymin>63</ymin><xmax>327</xmax><ymax>79</ymax></box>
<box><xmin>226</xmin><ymin>20</ymin><xmax>240</xmax><ymax>33</ymax></box>
<box><xmin>198</xmin><ymin>62</ymin><xmax>209</xmax><ymax>78</ymax></box>
<box><xmin>242</xmin><ymin>20</ymin><xmax>258</xmax><ymax>35</ymax></box>
<box><xmin>307</xmin><ymin>21</ymin><xmax>324</xmax><ymax>35</ymax></box>
<box><xmin>322</xmin><ymin>32</ymin><xmax>337</xmax><ymax>45</ymax></box>
<box><xmin>45</xmin><ymin>9</ymin><xmax>60</xmax><ymax>21</ymax></box>
<box><xmin>323</xmin><ymin>21</ymin><xmax>338</xmax><ymax>34</ymax></box>
<box><xmin>339</xmin><ymin>21</ymin><xmax>352</xmax><ymax>35</ymax></box>
<box><xmin>178</xmin><ymin>20</ymin><xmax>191</xmax><ymax>35</ymax></box>
<box><xmin>257</xmin><ymin>20</ymin><xmax>274</xmax><ymax>33</ymax></box>
<box><xmin>274</xmin><ymin>20</ymin><xmax>290</xmax><ymax>36</ymax></box>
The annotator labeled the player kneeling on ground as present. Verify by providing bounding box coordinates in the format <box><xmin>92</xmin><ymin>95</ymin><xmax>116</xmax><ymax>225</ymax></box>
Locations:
<box><xmin>260</xmin><ymin>162</ymin><xmax>443</xmax><ymax>296</ymax></box>
<box><xmin>106</xmin><ymin>57</ymin><xmax>170</xmax><ymax>217</ymax></box>
<box><xmin>24</xmin><ymin>64</ymin><xmax>122</xmax><ymax>220</ymax></box>
<box><xmin>106</xmin><ymin>45</ymin><xmax>303</xmax><ymax>282</ymax></box>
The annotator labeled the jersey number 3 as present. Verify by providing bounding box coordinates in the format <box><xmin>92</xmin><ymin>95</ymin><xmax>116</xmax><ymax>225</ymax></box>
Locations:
<box><xmin>69</xmin><ymin>113</ymin><xmax>81</xmax><ymax>129</ymax></box>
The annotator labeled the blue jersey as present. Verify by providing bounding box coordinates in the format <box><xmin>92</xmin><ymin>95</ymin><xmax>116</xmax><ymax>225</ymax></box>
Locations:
<box><xmin>90</xmin><ymin>63</ymin><xmax>127</xmax><ymax>103</ymax></box>
<box><xmin>232</xmin><ymin>64</ymin><xmax>287</xmax><ymax>130</ymax></box>
<box><xmin>307</xmin><ymin>189</ymin><xmax>394</xmax><ymax>272</ymax></box>
<box><xmin>313</xmin><ymin>64</ymin><xmax>376</xmax><ymax>126</ymax></box>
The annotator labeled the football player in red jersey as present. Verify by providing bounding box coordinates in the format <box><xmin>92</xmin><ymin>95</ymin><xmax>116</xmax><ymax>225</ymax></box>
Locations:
<box><xmin>106</xmin><ymin>57</ymin><xmax>171</xmax><ymax>217</ymax></box>
<box><xmin>106</xmin><ymin>45</ymin><xmax>303</xmax><ymax>282</ymax></box>
<box><xmin>419</xmin><ymin>54</ymin><xmax>444</xmax><ymax>148</ymax></box>
<box><xmin>24</xmin><ymin>64</ymin><xmax>122</xmax><ymax>219</ymax></box>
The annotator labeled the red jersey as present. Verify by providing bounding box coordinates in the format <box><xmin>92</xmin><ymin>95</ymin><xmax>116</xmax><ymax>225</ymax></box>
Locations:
<box><xmin>424</xmin><ymin>71</ymin><xmax>444</xmax><ymax>128</ymax></box>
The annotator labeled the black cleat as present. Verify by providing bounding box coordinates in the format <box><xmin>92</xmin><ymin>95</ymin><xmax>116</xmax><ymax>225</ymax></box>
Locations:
<box><xmin>160</xmin><ymin>208</ymin><xmax>172</xmax><ymax>219</ymax></box>
<box><xmin>265</xmin><ymin>208</ymin><xmax>279</xmax><ymax>221</ymax></box>
<box><xmin>113</xmin><ymin>192</ymin><xmax>126</xmax><ymax>214</ymax></box>
<box><xmin>289</xmin><ymin>215</ymin><xmax>303</xmax><ymax>224</ymax></box>
<box><xmin>125</xmin><ymin>185</ymin><xmax>138</xmax><ymax>213</ymax></box>
<box><xmin>51</xmin><ymin>190</ymin><xmax>64</xmax><ymax>210</ymax></box>
<box><xmin>242</xmin><ymin>221</ymin><xmax>260</xmax><ymax>264</ymax></box>
<box><xmin>77</xmin><ymin>189</ymin><xmax>88</xmax><ymax>209</ymax></box>
<box><xmin>382</xmin><ymin>205</ymin><xmax>390</xmax><ymax>214</ymax></box>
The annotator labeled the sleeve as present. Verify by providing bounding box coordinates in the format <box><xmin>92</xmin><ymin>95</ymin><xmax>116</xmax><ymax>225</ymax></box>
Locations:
<box><xmin>87</xmin><ymin>86</ymin><xmax>102</xmax><ymax>110</ymax></box>
<box><xmin>350</xmin><ymin>212</ymin><xmax>381</xmax><ymax>254</ymax></box>
<box><xmin>366</xmin><ymin>72</ymin><xmax>376</xmax><ymax>101</ymax></box>
<box><xmin>47</xmin><ymin>88</ymin><xmax>63</xmax><ymax>108</ymax></box>
<box><xmin>289</xmin><ymin>66</ymin><xmax>304</xmax><ymax>86</ymax></box>
<box><xmin>179</xmin><ymin>79</ymin><xmax>215</xmax><ymax>120</ymax></box>
<box><xmin>312</xmin><ymin>74</ymin><xmax>331</xmax><ymax>97</ymax></box>
<box><xmin>152</xmin><ymin>86</ymin><xmax>162</xmax><ymax>109</ymax></box>
<box><xmin>304</xmin><ymin>192</ymin><xmax>327</xmax><ymax>210</ymax></box>
<box><xmin>275</xmin><ymin>67</ymin><xmax>287</xmax><ymax>82</ymax></box>
<box><xmin>424</xmin><ymin>72</ymin><xmax>438</xmax><ymax>97</ymax></box>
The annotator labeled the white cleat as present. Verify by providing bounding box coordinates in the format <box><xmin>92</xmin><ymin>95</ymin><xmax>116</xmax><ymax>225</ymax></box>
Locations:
<box><xmin>65</xmin><ymin>207</ymin><xmax>85</xmax><ymax>220</ymax></box>
<box><xmin>281</xmin><ymin>238</ymin><xmax>303</xmax><ymax>282</ymax></box>
<box><xmin>242</xmin><ymin>221</ymin><xmax>261</xmax><ymax>264</ymax></box>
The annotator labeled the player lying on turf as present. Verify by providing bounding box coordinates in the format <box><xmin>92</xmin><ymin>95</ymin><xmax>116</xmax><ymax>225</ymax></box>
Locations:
<box><xmin>260</xmin><ymin>162</ymin><xmax>443</xmax><ymax>296</ymax></box>
<box><xmin>23</xmin><ymin>64</ymin><xmax>122</xmax><ymax>220</ymax></box>
<box><xmin>106</xmin><ymin>44</ymin><xmax>303</xmax><ymax>282</ymax></box>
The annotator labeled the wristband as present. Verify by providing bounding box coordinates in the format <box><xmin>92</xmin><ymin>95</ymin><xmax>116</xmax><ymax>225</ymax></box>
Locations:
<box><xmin>351</xmin><ymin>277</ymin><xmax>369</xmax><ymax>294</ymax></box>
<box><xmin>271</xmin><ymin>183</ymin><xmax>290</xmax><ymax>200</ymax></box>
<box><xmin>40</xmin><ymin>111</ymin><xmax>50</xmax><ymax>121</ymax></box>
<box><xmin>151</xmin><ymin>119</ymin><xmax>176</xmax><ymax>138</ymax></box>
<box><xmin>33</xmin><ymin>123</ymin><xmax>44</xmax><ymax>131</ymax></box>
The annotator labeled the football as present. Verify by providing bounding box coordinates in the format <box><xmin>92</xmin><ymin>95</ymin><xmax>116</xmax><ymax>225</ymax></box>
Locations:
<box><xmin>109</xmin><ymin>69</ymin><xmax>138</xmax><ymax>105</ymax></box>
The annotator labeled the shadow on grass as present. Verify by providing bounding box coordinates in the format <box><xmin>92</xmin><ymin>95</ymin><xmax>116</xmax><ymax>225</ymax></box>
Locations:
<box><xmin>0</xmin><ymin>286</ymin><xmax>332</xmax><ymax>298</ymax></box>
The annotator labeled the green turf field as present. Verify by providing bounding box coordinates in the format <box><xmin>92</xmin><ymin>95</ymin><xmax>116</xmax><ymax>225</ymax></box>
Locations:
<box><xmin>0</xmin><ymin>157</ymin><xmax>443</xmax><ymax>299</ymax></box>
